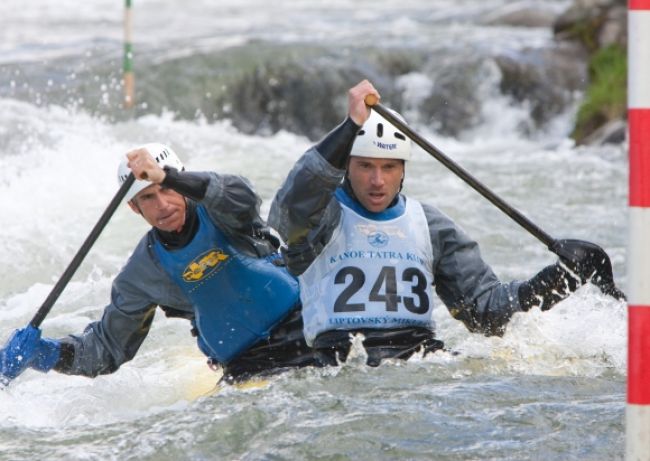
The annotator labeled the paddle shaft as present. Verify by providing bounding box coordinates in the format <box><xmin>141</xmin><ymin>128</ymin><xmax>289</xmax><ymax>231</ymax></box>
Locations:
<box><xmin>30</xmin><ymin>173</ymin><xmax>136</xmax><ymax>328</ymax></box>
<box><xmin>366</xmin><ymin>99</ymin><xmax>557</xmax><ymax>250</ymax></box>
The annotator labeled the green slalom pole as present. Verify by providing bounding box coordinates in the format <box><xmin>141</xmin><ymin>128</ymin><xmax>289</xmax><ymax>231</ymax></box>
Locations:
<box><xmin>123</xmin><ymin>0</ymin><xmax>134</xmax><ymax>108</ymax></box>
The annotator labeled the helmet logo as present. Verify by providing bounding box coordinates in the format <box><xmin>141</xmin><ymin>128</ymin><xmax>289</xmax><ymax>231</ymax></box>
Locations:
<box><xmin>182</xmin><ymin>249</ymin><xmax>230</xmax><ymax>282</ymax></box>
<box><xmin>373</xmin><ymin>141</ymin><xmax>398</xmax><ymax>151</ymax></box>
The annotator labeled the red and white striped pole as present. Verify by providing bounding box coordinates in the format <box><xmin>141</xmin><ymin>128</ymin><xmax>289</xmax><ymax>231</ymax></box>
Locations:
<box><xmin>628</xmin><ymin>1</ymin><xmax>650</xmax><ymax>459</ymax></box>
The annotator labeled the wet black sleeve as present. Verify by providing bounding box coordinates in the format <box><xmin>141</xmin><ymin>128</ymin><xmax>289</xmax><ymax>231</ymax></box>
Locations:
<box><xmin>53</xmin><ymin>342</ymin><xmax>75</xmax><ymax>373</ymax></box>
<box><xmin>161</xmin><ymin>166</ymin><xmax>210</xmax><ymax>202</ymax></box>
<box><xmin>315</xmin><ymin>116</ymin><xmax>361</xmax><ymax>169</ymax></box>
<box><xmin>517</xmin><ymin>262</ymin><xmax>580</xmax><ymax>311</ymax></box>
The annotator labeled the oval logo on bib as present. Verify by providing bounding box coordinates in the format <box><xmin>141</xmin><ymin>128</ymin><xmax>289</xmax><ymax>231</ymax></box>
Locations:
<box><xmin>182</xmin><ymin>249</ymin><xmax>230</xmax><ymax>282</ymax></box>
<box><xmin>367</xmin><ymin>231</ymin><xmax>389</xmax><ymax>248</ymax></box>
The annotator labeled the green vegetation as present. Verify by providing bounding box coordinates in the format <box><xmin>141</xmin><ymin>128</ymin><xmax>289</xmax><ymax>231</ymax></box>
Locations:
<box><xmin>572</xmin><ymin>44</ymin><xmax>627</xmax><ymax>143</ymax></box>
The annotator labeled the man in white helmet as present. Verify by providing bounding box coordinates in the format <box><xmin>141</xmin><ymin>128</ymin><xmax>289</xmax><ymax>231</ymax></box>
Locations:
<box><xmin>269</xmin><ymin>79</ymin><xmax>617</xmax><ymax>365</ymax></box>
<box><xmin>0</xmin><ymin>143</ymin><xmax>326</xmax><ymax>386</ymax></box>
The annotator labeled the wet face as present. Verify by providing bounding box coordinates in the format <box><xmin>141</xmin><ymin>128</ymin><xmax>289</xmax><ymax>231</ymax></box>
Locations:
<box><xmin>347</xmin><ymin>156</ymin><xmax>405</xmax><ymax>213</ymax></box>
<box><xmin>129</xmin><ymin>184</ymin><xmax>187</xmax><ymax>233</ymax></box>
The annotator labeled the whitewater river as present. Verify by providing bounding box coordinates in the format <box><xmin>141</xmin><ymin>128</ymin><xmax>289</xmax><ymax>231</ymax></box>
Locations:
<box><xmin>0</xmin><ymin>1</ymin><xmax>628</xmax><ymax>460</ymax></box>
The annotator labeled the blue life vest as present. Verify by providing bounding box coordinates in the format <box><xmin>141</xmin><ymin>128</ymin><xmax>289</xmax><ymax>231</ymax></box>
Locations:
<box><xmin>153</xmin><ymin>205</ymin><xmax>300</xmax><ymax>364</ymax></box>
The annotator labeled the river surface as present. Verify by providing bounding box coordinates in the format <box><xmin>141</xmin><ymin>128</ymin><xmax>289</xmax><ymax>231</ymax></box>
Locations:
<box><xmin>0</xmin><ymin>1</ymin><xmax>628</xmax><ymax>460</ymax></box>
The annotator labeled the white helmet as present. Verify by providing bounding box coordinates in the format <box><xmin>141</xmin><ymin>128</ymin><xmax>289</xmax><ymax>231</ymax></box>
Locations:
<box><xmin>117</xmin><ymin>143</ymin><xmax>184</xmax><ymax>202</ymax></box>
<box><xmin>350</xmin><ymin>109</ymin><xmax>411</xmax><ymax>161</ymax></box>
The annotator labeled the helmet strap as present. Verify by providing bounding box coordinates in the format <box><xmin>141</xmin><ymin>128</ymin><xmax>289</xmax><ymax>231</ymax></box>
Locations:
<box><xmin>399</xmin><ymin>162</ymin><xmax>405</xmax><ymax>193</ymax></box>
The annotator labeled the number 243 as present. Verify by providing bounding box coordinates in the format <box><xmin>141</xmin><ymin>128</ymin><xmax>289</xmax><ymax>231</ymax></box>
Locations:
<box><xmin>333</xmin><ymin>266</ymin><xmax>430</xmax><ymax>314</ymax></box>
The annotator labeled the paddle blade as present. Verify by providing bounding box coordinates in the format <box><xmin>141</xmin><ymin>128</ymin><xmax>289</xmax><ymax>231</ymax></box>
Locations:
<box><xmin>550</xmin><ymin>239</ymin><xmax>626</xmax><ymax>301</ymax></box>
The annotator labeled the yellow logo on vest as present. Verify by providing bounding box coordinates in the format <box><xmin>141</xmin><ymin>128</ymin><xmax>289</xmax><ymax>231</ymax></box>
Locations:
<box><xmin>182</xmin><ymin>249</ymin><xmax>230</xmax><ymax>282</ymax></box>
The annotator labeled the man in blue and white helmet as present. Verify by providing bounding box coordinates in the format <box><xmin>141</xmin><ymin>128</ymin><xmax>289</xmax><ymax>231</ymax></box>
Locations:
<box><xmin>269</xmin><ymin>79</ymin><xmax>615</xmax><ymax>365</ymax></box>
<box><xmin>0</xmin><ymin>143</ymin><xmax>324</xmax><ymax>386</ymax></box>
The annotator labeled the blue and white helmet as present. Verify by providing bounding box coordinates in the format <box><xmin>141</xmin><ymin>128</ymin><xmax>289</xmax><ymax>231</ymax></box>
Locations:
<box><xmin>117</xmin><ymin>143</ymin><xmax>184</xmax><ymax>202</ymax></box>
<box><xmin>351</xmin><ymin>109</ymin><xmax>411</xmax><ymax>161</ymax></box>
